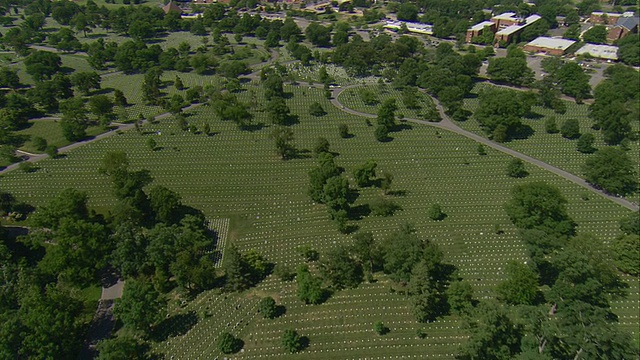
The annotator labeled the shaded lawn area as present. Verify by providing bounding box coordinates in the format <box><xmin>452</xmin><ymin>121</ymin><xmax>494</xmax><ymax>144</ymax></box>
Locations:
<box><xmin>15</xmin><ymin>120</ymin><xmax>108</xmax><ymax>154</ymax></box>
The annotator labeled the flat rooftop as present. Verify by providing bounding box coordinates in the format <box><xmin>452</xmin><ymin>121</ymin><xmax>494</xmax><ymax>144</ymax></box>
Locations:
<box><xmin>591</xmin><ymin>11</ymin><xmax>635</xmax><ymax>17</ymax></box>
<box><xmin>384</xmin><ymin>20</ymin><xmax>433</xmax><ymax>34</ymax></box>
<box><xmin>492</xmin><ymin>12</ymin><xmax>517</xmax><ymax>21</ymax></box>
<box><xmin>575</xmin><ymin>43</ymin><xmax>619</xmax><ymax>60</ymax></box>
<box><xmin>469</xmin><ymin>20</ymin><xmax>495</xmax><ymax>31</ymax></box>
<box><xmin>494</xmin><ymin>14</ymin><xmax>541</xmax><ymax>35</ymax></box>
<box><xmin>525</xmin><ymin>36</ymin><xmax>576</xmax><ymax>50</ymax></box>
<box><xmin>525</xmin><ymin>14</ymin><xmax>542</xmax><ymax>24</ymax></box>
<box><xmin>496</xmin><ymin>24</ymin><xmax>523</xmax><ymax>35</ymax></box>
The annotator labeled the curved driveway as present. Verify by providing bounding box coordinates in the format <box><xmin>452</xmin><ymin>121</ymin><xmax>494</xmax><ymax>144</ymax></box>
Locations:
<box><xmin>329</xmin><ymin>84</ymin><xmax>638</xmax><ymax>212</ymax></box>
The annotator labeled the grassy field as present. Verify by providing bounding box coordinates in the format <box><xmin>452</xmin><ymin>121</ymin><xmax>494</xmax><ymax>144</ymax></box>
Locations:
<box><xmin>1</xmin><ymin>83</ymin><xmax>637</xmax><ymax>358</ymax></box>
<box><xmin>338</xmin><ymin>84</ymin><xmax>441</xmax><ymax>121</ymax></box>
<box><xmin>458</xmin><ymin>82</ymin><xmax>640</xmax><ymax>203</ymax></box>
<box><xmin>15</xmin><ymin>120</ymin><xmax>107</xmax><ymax>154</ymax></box>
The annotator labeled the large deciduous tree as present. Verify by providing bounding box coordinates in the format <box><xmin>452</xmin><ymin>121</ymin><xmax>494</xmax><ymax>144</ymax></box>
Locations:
<box><xmin>271</xmin><ymin>126</ymin><xmax>295</xmax><ymax>160</ymax></box>
<box><xmin>113</xmin><ymin>279</ymin><xmax>166</xmax><ymax>333</ymax></box>
<box><xmin>487</xmin><ymin>56</ymin><xmax>534</xmax><ymax>87</ymax></box>
<box><xmin>474</xmin><ymin>88</ymin><xmax>533</xmax><ymax>142</ymax></box>
<box><xmin>457</xmin><ymin>301</ymin><xmax>523</xmax><ymax>360</ymax></box>
<box><xmin>59</xmin><ymin>97</ymin><xmax>89</xmax><ymax>141</ymax></box>
<box><xmin>304</xmin><ymin>22</ymin><xmax>332</xmax><ymax>47</ymax></box>
<box><xmin>504</xmin><ymin>182</ymin><xmax>575</xmax><ymax>237</ymax></box>
<box><xmin>381</xmin><ymin>224</ymin><xmax>423</xmax><ymax>282</ymax></box>
<box><xmin>582</xmin><ymin>147</ymin><xmax>637</xmax><ymax>196</ymax></box>
<box><xmin>296</xmin><ymin>265</ymin><xmax>326</xmax><ymax>304</ymax></box>
<box><xmin>24</xmin><ymin>51</ymin><xmax>62</xmax><ymax>81</ymax></box>
<box><xmin>320</xmin><ymin>246</ymin><xmax>363</xmax><ymax>290</ymax></box>
<box><xmin>582</xmin><ymin>25</ymin><xmax>607</xmax><ymax>44</ymax></box>
<box><xmin>496</xmin><ymin>261</ymin><xmax>540</xmax><ymax>305</ymax></box>
<box><xmin>70</xmin><ymin>71</ymin><xmax>101</xmax><ymax>95</ymax></box>
<box><xmin>142</xmin><ymin>67</ymin><xmax>163</xmax><ymax>105</ymax></box>
<box><xmin>148</xmin><ymin>185</ymin><xmax>182</xmax><ymax>225</ymax></box>
<box><xmin>39</xmin><ymin>218</ymin><xmax>111</xmax><ymax>287</ymax></box>
<box><xmin>353</xmin><ymin>160</ymin><xmax>377</xmax><ymax>187</ymax></box>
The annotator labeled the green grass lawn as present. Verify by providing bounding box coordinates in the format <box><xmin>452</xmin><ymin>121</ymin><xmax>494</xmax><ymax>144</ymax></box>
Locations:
<box><xmin>459</xmin><ymin>82</ymin><xmax>640</xmax><ymax>204</ymax></box>
<box><xmin>339</xmin><ymin>83</ymin><xmax>440</xmax><ymax>121</ymax></box>
<box><xmin>1</xmin><ymin>83</ymin><xmax>637</xmax><ymax>358</ymax></box>
<box><xmin>15</xmin><ymin>120</ymin><xmax>107</xmax><ymax>154</ymax></box>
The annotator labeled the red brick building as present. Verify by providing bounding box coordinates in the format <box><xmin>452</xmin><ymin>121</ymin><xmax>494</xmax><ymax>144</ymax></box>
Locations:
<box><xmin>465</xmin><ymin>21</ymin><xmax>496</xmax><ymax>43</ymax></box>
<box><xmin>589</xmin><ymin>12</ymin><xmax>625</xmax><ymax>25</ymax></box>
<box><xmin>607</xmin><ymin>15</ymin><xmax>639</xmax><ymax>41</ymax></box>
<box><xmin>465</xmin><ymin>12</ymin><xmax>542</xmax><ymax>45</ymax></box>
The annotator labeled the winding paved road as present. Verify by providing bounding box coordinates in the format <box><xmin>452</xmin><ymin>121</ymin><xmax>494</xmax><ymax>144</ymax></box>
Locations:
<box><xmin>2</xmin><ymin>49</ymin><xmax>636</xmax><ymax>211</ymax></box>
<box><xmin>328</xmin><ymin>84</ymin><xmax>638</xmax><ymax>212</ymax></box>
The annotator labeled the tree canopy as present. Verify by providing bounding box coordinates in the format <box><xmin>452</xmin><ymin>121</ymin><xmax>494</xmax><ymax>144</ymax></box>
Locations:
<box><xmin>582</xmin><ymin>147</ymin><xmax>637</xmax><ymax>196</ymax></box>
<box><xmin>474</xmin><ymin>88</ymin><xmax>534</xmax><ymax>142</ymax></box>
<box><xmin>505</xmin><ymin>182</ymin><xmax>575</xmax><ymax>237</ymax></box>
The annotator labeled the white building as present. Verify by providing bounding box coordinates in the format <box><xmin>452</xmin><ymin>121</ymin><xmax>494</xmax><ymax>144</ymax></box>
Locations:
<box><xmin>575</xmin><ymin>43</ymin><xmax>619</xmax><ymax>60</ymax></box>
<box><xmin>384</xmin><ymin>20</ymin><xmax>433</xmax><ymax>35</ymax></box>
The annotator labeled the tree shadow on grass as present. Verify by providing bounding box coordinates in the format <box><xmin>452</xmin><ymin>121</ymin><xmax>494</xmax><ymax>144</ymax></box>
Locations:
<box><xmin>343</xmin><ymin>224</ymin><xmax>360</xmax><ymax>234</ymax></box>
<box><xmin>299</xmin><ymin>336</ymin><xmax>310</xmax><ymax>351</ymax></box>
<box><xmin>239</xmin><ymin>123</ymin><xmax>265</xmax><ymax>132</ymax></box>
<box><xmin>392</xmin><ymin>123</ymin><xmax>413</xmax><ymax>132</ymax></box>
<box><xmin>59</xmin><ymin>66</ymin><xmax>75</xmax><ymax>75</ymax></box>
<box><xmin>283</xmin><ymin>114</ymin><xmax>299</xmax><ymax>126</ymax></box>
<box><xmin>290</xmin><ymin>148</ymin><xmax>312</xmax><ymax>160</ymax></box>
<box><xmin>91</xmin><ymin>87</ymin><xmax>115</xmax><ymax>96</ymax></box>
<box><xmin>8</xmin><ymin>134</ymin><xmax>30</xmax><ymax>147</ymax></box>
<box><xmin>86</xmin><ymin>33</ymin><xmax>107</xmax><ymax>39</ymax></box>
<box><xmin>151</xmin><ymin>311</ymin><xmax>198</xmax><ymax>342</ymax></box>
<box><xmin>524</xmin><ymin>110</ymin><xmax>544</xmax><ymax>120</ymax></box>
<box><xmin>511</xmin><ymin>124</ymin><xmax>535</xmax><ymax>140</ymax></box>
<box><xmin>346</xmin><ymin>188</ymin><xmax>360</xmax><ymax>204</ymax></box>
<box><xmin>386</xmin><ymin>189</ymin><xmax>407</xmax><ymax>197</ymax></box>
<box><xmin>274</xmin><ymin>305</ymin><xmax>287</xmax><ymax>318</ymax></box>
<box><xmin>348</xmin><ymin>204</ymin><xmax>371</xmax><ymax>220</ymax></box>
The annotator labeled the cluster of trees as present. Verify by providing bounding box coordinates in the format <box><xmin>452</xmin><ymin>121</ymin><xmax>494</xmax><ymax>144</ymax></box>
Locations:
<box><xmin>615</xmin><ymin>33</ymin><xmax>639</xmax><ymax>66</ymax></box>
<box><xmin>474</xmin><ymin>87</ymin><xmax>535</xmax><ymax>142</ymax></box>
<box><xmin>487</xmin><ymin>46</ymin><xmax>535</xmax><ymax>87</ymax></box>
<box><xmin>0</xmin><ymin>55</ymin><xmax>125</xmax><ymax>158</ymax></box>
<box><xmin>589</xmin><ymin>64</ymin><xmax>638</xmax><ymax>145</ymax></box>
<box><xmin>459</xmin><ymin>181</ymin><xmax>639</xmax><ymax>359</ymax></box>
<box><xmin>0</xmin><ymin>149</ymin><xmax>274</xmax><ymax>358</ymax></box>
<box><xmin>582</xmin><ymin>147</ymin><xmax>637</xmax><ymax>196</ymax></box>
<box><xmin>307</xmin><ymin>144</ymin><xmax>400</xmax><ymax>232</ymax></box>
<box><xmin>539</xmin><ymin>57</ymin><xmax>591</xmax><ymax>102</ymax></box>
<box><xmin>416</xmin><ymin>43</ymin><xmax>481</xmax><ymax>121</ymax></box>
<box><xmin>613</xmin><ymin>211</ymin><xmax>640</xmax><ymax>276</ymax></box>
<box><xmin>383</xmin><ymin>225</ymin><xmax>454</xmax><ymax>321</ymax></box>
<box><xmin>307</xmin><ymin>152</ymin><xmax>351</xmax><ymax>232</ymax></box>
<box><xmin>331</xmin><ymin>33</ymin><xmax>426</xmax><ymax>78</ymax></box>
<box><xmin>262</xmin><ymin>68</ymin><xmax>295</xmax><ymax>126</ymax></box>
<box><xmin>0</xmin><ymin>191</ymin><xmax>95</xmax><ymax>359</ymax></box>
<box><xmin>287</xmin><ymin>225</ymin><xmax>474</xmax><ymax>324</ymax></box>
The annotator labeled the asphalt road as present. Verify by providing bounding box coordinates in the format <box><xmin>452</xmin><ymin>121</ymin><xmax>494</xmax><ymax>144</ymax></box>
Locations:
<box><xmin>2</xmin><ymin>51</ymin><xmax>636</xmax><ymax>213</ymax></box>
